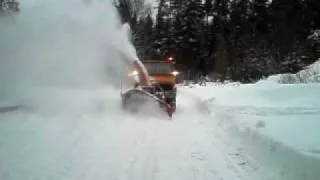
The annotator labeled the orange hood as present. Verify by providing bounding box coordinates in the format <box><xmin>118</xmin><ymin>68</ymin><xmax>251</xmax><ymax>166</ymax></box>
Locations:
<box><xmin>149</xmin><ymin>74</ymin><xmax>176</xmax><ymax>84</ymax></box>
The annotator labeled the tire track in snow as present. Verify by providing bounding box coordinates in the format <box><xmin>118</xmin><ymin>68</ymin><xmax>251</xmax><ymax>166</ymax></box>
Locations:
<box><xmin>3</xmin><ymin>86</ymin><xmax>315</xmax><ymax>180</ymax></box>
<box><xmin>0</xmin><ymin>89</ymin><xmax>261</xmax><ymax>180</ymax></box>
<box><xmin>178</xmin><ymin>87</ymin><xmax>281</xmax><ymax>180</ymax></box>
<box><xmin>196</xmin><ymin>89</ymin><xmax>320</xmax><ymax>180</ymax></box>
<box><xmin>123</xmin><ymin>123</ymin><xmax>160</xmax><ymax>180</ymax></box>
<box><xmin>174</xmin><ymin>92</ymin><xmax>249</xmax><ymax>180</ymax></box>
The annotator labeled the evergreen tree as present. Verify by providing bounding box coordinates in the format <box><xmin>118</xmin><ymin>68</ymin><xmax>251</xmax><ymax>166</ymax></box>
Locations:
<box><xmin>153</xmin><ymin>0</ymin><xmax>171</xmax><ymax>58</ymax></box>
<box><xmin>210</xmin><ymin>0</ymin><xmax>231</xmax><ymax>79</ymax></box>
<box><xmin>202</xmin><ymin>0</ymin><xmax>215</xmax><ymax>56</ymax></box>
<box><xmin>307</xmin><ymin>29</ymin><xmax>320</xmax><ymax>62</ymax></box>
<box><xmin>228</xmin><ymin>0</ymin><xmax>251</xmax><ymax>80</ymax></box>
<box><xmin>170</xmin><ymin>0</ymin><xmax>187</xmax><ymax>64</ymax></box>
<box><xmin>269</xmin><ymin>0</ymin><xmax>311</xmax><ymax>72</ymax></box>
<box><xmin>203</xmin><ymin>0</ymin><xmax>213</xmax><ymax>40</ymax></box>
<box><xmin>137</xmin><ymin>14</ymin><xmax>155</xmax><ymax>59</ymax></box>
<box><xmin>212</xmin><ymin>0</ymin><xmax>230</xmax><ymax>34</ymax></box>
<box><xmin>179</xmin><ymin>0</ymin><xmax>205</xmax><ymax>68</ymax></box>
<box><xmin>306</xmin><ymin>0</ymin><xmax>320</xmax><ymax>29</ymax></box>
<box><xmin>250</xmin><ymin>0</ymin><xmax>270</xmax><ymax>35</ymax></box>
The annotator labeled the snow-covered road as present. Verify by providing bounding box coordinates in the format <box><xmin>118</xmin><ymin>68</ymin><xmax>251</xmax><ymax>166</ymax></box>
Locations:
<box><xmin>0</xmin><ymin>86</ymin><xmax>256</xmax><ymax>180</ymax></box>
<box><xmin>1</xmin><ymin>85</ymin><xmax>319</xmax><ymax>180</ymax></box>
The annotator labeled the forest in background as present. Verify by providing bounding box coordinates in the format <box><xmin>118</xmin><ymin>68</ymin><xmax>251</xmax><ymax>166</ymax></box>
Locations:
<box><xmin>114</xmin><ymin>0</ymin><xmax>320</xmax><ymax>82</ymax></box>
<box><xmin>1</xmin><ymin>0</ymin><xmax>319</xmax><ymax>82</ymax></box>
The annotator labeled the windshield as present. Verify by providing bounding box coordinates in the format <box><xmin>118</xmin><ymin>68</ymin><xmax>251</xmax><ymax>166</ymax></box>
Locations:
<box><xmin>144</xmin><ymin>63</ymin><xmax>173</xmax><ymax>75</ymax></box>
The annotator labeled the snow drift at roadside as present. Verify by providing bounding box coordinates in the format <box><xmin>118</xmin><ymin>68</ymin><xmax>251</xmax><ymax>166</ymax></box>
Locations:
<box><xmin>182</xmin><ymin>60</ymin><xmax>320</xmax><ymax>156</ymax></box>
<box><xmin>264</xmin><ymin>59</ymin><xmax>320</xmax><ymax>84</ymax></box>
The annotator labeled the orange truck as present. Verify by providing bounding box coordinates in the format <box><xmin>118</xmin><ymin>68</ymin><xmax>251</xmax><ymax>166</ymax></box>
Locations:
<box><xmin>142</xmin><ymin>59</ymin><xmax>178</xmax><ymax>110</ymax></box>
<box><xmin>121</xmin><ymin>57</ymin><xmax>179</xmax><ymax>118</ymax></box>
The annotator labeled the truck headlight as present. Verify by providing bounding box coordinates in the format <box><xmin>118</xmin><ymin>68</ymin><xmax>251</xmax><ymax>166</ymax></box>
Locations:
<box><xmin>128</xmin><ymin>70</ymin><xmax>139</xmax><ymax>77</ymax></box>
<box><xmin>171</xmin><ymin>71</ymin><xmax>179</xmax><ymax>76</ymax></box>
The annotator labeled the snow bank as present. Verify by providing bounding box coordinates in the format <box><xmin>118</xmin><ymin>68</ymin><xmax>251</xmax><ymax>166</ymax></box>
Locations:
<box><xmin>180</xmin><ymin>59</ymin><xmax>320</xmax><ymax>157</ymax></box>
<box><xmin>182</xmin><ymin>82</ymin><xmax>320</xmax><ymax>156</ymax></box>
<box><xmin>263</xmin><ymin>59</ymin><xmax>320</xmax><ymax>84</ymax></box>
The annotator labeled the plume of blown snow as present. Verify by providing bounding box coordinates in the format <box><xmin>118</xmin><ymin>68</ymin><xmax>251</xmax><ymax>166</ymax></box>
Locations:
<box><xmin>112</xmin><ymin>23</ymin><xmax>139</xmax><ymax>62</ymax></box>
<box><xmin>0</xmin><ymin>0</ymin><xmax>140</xmax><ymax>113</ymax></box>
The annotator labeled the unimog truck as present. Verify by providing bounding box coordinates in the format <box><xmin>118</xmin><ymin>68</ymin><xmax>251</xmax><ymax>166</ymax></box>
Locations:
<box><xmin>142</xmin><ymin>59</ymin><xmax>178</xmax><ymax>110</ymax></box>
<box><xmin>121</xmin><ymin>57</ymin><xmax>179</xmax><ymax>118</ymax></box>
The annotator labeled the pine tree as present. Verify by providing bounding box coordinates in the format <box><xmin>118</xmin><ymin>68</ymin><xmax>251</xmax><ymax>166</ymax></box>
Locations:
<box><xmin>228</xmin><ymin>0</ymin><xmax>251</xmax><ymax>80</ymax></box>
<box><xmin>203</xmin><ymin>0</ymin><xmax>214</xmax><ymax>55</ymax></box>
<box><xmin>210</xmin><ymin>0</ymin><xmax>231</xmax><ymax>79</ymax></box>
<box><xmin>304</xmin><ymin>0</ymin><xmax>320</xmax><ymax>63</ymax></box>
<box><xmin>250</xmin><ymin>0</ymin><xmax>270</xmax><ymax>35</ymax></box>
<box><xmin>139</xmin><ymin>14</ymin><xmax>155</xmax><ymax>59</ymax></box>
<box><xmin>153</xmin><ymin>0</ymin><xmax>171</xmax><ymax>58</ymax></box>
<box><xmin>168</xmin><ymin>0</ymin><xmax>185</xmax><ymax>64</ymax></box>
<box><xmin>212</xmin><ymin>0</ymin><xmax>230</xmax><ymax>34</ymax></box>
<box><xmin>269</xmin><ymin>0</ymin><xmax>311</xmax><ymax>72</ymax></box>
<box><xmin>306</xmin><ymin>0</ymin><xmax>320</xmax><ymax>29</ymax></box>
<box><xmin>179</xmin><ymin>0</ymin><xmax>205</xmax><ymax>68</ymax></box>
<box><xmin>203</xmin><ymin>0</ymin><xmax>213</xmax><ymax>37</ymax></box>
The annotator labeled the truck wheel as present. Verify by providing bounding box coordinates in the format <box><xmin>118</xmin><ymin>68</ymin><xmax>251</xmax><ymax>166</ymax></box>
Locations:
<box><xmin>167</xmin><ymin>98</ymin><xmax>176</xmax><ymax>110</ymax></box>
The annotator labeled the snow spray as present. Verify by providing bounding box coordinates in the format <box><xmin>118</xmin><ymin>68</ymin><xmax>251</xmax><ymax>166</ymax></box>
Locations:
<box><xmin>0</xmin><ymin>0</ymin><xmax>141</xmax><ymax>113</ymax></box>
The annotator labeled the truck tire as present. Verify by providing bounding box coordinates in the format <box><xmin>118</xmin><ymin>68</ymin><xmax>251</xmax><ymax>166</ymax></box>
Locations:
<box><xmin>167</xmin><ymin>97</ymin><xmax>176</xmax><ymax>110</ymax></box>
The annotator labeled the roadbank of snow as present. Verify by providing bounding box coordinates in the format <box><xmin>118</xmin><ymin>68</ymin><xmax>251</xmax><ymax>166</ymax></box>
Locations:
<box><xmin>265</xmin><ymin>59</ymin><xmax>320</xmax><ymax>84</ymax></box>
<box><xmin>182</xmin><ymin>58</ymin><xmax>320</xmax><ymax>154</ymax></box>
<box><xmin>181</xmin><ymin>82</ymin><xmax>320</xmax><ymax>155</ymax></box>
<box><xmin>180</xmin><ymin>82</ymin><xmax>320</xmax><ymax>180</ymax></box>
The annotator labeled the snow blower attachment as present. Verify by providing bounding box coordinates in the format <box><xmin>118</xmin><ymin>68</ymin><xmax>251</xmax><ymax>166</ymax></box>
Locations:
<box><xmin>120</xmin><ymin>58</ymin><xmax>178</xmax><ymax>119</ymax></box>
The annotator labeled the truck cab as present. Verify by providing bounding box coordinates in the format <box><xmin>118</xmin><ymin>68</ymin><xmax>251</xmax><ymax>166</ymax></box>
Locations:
<box><xmin>142</xmin><ymin>59</ymin><xmax>178</xmax><ymax>110</ymax></box>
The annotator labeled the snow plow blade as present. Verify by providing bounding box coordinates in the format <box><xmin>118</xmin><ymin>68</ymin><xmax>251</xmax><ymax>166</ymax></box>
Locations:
<box><xmin>121</xmin><ymin>88</ymin><xmax>174</xmax><ymax>119</ymax></box>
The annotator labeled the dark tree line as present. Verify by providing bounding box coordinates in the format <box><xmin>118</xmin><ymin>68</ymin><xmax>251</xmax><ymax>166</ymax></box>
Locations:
<box><xmin>116</xmin><ymin>0</ymin><xmax>320</xmax><ymax>82</ymax></box>
<box><xmin>2</xmin><ymin>0</ymin><xmax>319</xmax><ymax>82</ymax></box>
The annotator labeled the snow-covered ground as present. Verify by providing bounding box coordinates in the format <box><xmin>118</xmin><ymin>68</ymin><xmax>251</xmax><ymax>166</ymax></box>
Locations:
<box><xmin>1</xmin><ymin>83</ymin><xmax>320</xmax><ymax>180</ymax></box>
<box><xmin>183</xmin><ymin>82</ymin><xmax>320</xmax><ymax>153</ymax></box>
<box><xmin>179</xmin><ymin>62</ymin><xmax>320</xmax><ymax>179</ymax></box>
<box><xmin>1</xmin><ymin>0</ymin><xmax>320</xmax><ymax>180</ymax></box>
